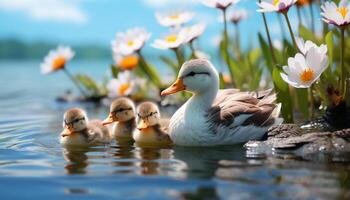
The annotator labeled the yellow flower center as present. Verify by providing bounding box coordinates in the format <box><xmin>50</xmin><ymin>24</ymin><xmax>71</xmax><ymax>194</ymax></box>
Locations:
<box><xmin>273</xmin><ymin>0</ymin><xmax>280</xmax><ymax>6</ymax></box>
<box><xmin>118</xmin><ymin>83</ymin><xmax>131</xmax><ymax>96</ymax></box>
<box><xmin>118</xmin><ymin>55</ymin><xmax>138</xmax><ymax>70</ymax></box>
<box><xmin>52</xmin><ymin>56</ymin><xmax>66</xmax><ymax>71</ymax></box>
<box><xmin>169</xmin><ymin>14</ymin><xmax>179</xmax><ymax>19</ymax></box>
<box><xmin>127</xmin><ymin>40</ymin><xmax>134</xmax><ymax>46</ymax></box>
<box><xmin>337</xmin><ymin>7</ymin><xmax>348</xmax><ymax>19</ymax></box>
<box><xmin>300</xmin><ymin>68</ymin><xmax>315</xmax><ymax>83</ymax></box>
<box><xmin>166</xmin><ymin>35</ymin><xmax>178</xmax><ymax>43</ymax></box>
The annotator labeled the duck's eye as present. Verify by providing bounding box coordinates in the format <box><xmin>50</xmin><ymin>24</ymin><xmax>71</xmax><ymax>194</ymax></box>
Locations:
<box><xmin>186</xmin><ymin>71</ymin><xmax>196</xmax><ymax>77</ymax></box>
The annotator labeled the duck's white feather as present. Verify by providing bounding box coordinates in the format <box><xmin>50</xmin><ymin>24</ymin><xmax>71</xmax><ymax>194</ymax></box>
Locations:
<box><xmin>169</xmin><ymin>90</ymin><xmax>282</xmax><ymax>146</ymax></box>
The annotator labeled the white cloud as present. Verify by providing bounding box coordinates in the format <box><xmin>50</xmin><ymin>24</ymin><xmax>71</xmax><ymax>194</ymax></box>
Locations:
<box><xmin>0</xmin><ymin>0</ymin><xmax>87</xmax><ymax>24</ymax></box>
<box><xmin>142</xmin><ymin>0</ymin><xmax>201</xmax><ymax>7</ymax></box>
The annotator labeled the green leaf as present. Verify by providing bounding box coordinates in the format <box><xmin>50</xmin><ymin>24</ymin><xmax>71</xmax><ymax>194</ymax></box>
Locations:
<box><xmin>258</xmin><ymin>33</ymin><xmax>273</xmax><ymax>73</ymax></box>
<box><xmin>295</xmin><ymin>88</ymin><xmax>309</xmax><ymax>120</ymax></box>
<box><xmin>160</xmin><ymin>56</ymin><xmax>178</xmax><ymax>73</ymax></box>
<box><xmin>138</xmin><ymin>56</ymin><xmax>163</xmax><ymax>88</ymax></box>
<box><xmin>324</xmin><ymin>31</ymin><xmax>336</xmax><ymax>84</ymax></box>
<box><xmin>110</xmin><ymin>65</ymin><xmax>119</xmax><ymax>78</ymax></box>
<box><xmin>75</xmin><ymin>74</ymin><xmax>102</xmax><ymax>96</ymax></box>
<box><xmin>272</xmin><ymin>67</ymin><xmax>294</xmax><ymax>123</ymax></box>
<box><xmin>298</xmin><ymin>25</ymin><xmax>320</xmax><ymax>44</ymax></box>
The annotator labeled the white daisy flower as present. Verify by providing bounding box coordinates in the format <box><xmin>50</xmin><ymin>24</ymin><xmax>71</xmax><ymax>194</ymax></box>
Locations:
<box><xmin>281</xmin><ymin>46</ymin><xmax>329</xmax><ymax>88</ymax></box>
<box><xmin>40</xmin><ymin>45</ymin><xmax>75</xmax><ymax>74</ymax></box>
<box><xmin>155</xmin><ymin>11</ymin><xmax>194</xmax><ymax>27</ymax></box>
<box><xmin>295</xmin><ymin>37</ymin><xmax>328</xmax><ymax>55</ymax></box>
<box><xmin>111</xmin><ymin>28</ymin><xmax>151</xmax><ymax>56</ymax></box>
<box><xmin>107</xmin><ymin>71</ymin><xmax>137</xmax><ymax>98</ymax></box>
<box><xmin>202</xmin><ymin>0</ymin><xmax>240</xmax><ymax>10</ymax></box>
<box><xmin>228</xmin><ymin>9</ymin><xmax>248</xmax><ymax>24</ymax></box>
<box><xmin>151</xmin><ymin>30</ymin><xmax>187</xmax><ymax>50</ymax></box>
<box><xmin>257</xmin><ymin>0</ymin><xmax>297</xmax><ymax>13</ymax></box>
<box><xmin>112</xmin><ymin>53</ymin><xmax>139</xmax><ymax>71</ymax></box>
<box><xmin>180</xmin><ymin>23</ymin><xmax>206</xmax><ymax>43</ymax></box>
<box><xmin>321</xmin><ymin>0</ymin><xmax>350</xmax><ymax>27</ymax></box>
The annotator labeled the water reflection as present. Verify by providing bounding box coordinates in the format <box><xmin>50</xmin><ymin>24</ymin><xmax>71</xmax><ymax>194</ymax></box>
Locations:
<box><xmin>181</xmin><ymin>186</ymin><xmax>219</xmax><ymax>200</ymax></box>
<box><xmin>62</xmin><ymin>147</ymin><xmax>89</xmax><ymax>174</ymax></box>
<box><xmin>172</xmin><ymin>145</ymin><xmax>246</xmax><ymax>179</ymax></box>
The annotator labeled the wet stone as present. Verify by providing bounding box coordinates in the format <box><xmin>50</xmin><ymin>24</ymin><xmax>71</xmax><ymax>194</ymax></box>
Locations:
<box><xmin>245</xmin><ymin>124</ymin><xmax>350</xmax><ymax>161</ymax></box>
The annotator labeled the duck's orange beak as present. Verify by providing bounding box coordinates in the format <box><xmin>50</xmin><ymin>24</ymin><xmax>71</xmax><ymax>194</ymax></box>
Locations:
<box><xmin>102</xmin><ymin>113</ymin><xmax>117</xmax><ymax>126</ymax></box>
<box><xmin>137</xmin><ymin>120</ymin><xmax>149</xmax><ymax>131</ymax></box>
<box><xmin>161</xmin><ymin>78</ymin><xmax>186</xmax><ymax>96</ymax></box>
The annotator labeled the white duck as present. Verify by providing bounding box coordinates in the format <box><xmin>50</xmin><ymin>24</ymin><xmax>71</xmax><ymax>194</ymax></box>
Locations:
<box><xmin>102</xmin><ymin>97</ymin><xmax>136</xmax><ymax>142</ymax></box>
<box><xmin>133</xmin><ymin>102</ymin><xmax>172</xmax><ymax>146</ymax></box>
<box><xmin>161</xmin><ymin>59</ymin><xmax>282</xmax><ymax>146</ymax></box>
<box><xmin>60</xmin><ymin>108</ymin><xmax>111</xmax><ymax>146</ymax></box>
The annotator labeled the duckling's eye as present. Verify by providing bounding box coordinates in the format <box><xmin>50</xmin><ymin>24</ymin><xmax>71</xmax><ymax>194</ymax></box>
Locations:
<box><xmin>74</xmin><ymin>117</ymin><xmax>85</xmax><ymax>123</ymax></box>
<box><xmin>149</xmin><ymin>111</ymin><xmax>158</xmax><ymax>117</ymax></box>
<box><xmin>116</xmin><ymin>107</ymin><xmax>132</xmax><ymax>113</ymax></box>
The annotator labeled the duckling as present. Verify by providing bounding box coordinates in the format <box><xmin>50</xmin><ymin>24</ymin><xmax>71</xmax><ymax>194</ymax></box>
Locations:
<box><xmin>102</xmin><ymin>97</ymin><xmax>136</xmax><ymax>142</ymax></box>
<box><xmin>133</xmin><ymin>102</ymin><xmax>172</xmax><ymax>146</ymax></box>
<box><xmin>60</xmin><ymin>108</ymin><xmax>111</xmax><ymax>146</ymax></box>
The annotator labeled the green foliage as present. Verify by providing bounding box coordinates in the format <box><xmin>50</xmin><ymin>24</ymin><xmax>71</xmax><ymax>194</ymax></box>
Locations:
<box><xmin>110</xmin><ymin>65</ymin><xmax>120</xmax><ymax>78</ymax></box>
<box><xmin>75</xmin><ymin>74</ymin><xmax>106</xmax><ymax>97</ymax></box>
<box><xmin>295</xmin><ymin>88</ymin><xmax>309</xmax><ymax>120</ymax></box>
<box><xmin>324</xmin><ymin>31</ymin><xmax>336</xmax><ymax>85</ymax></box>
<box><xmin>160</xmin><ymin>56</ymin><xmax>178</xmax><ymax>74</ymax></box>
<box><xmin>258</xmin><ymin>33</ymin><xmax>273</xmax><ymax>73</ymax></box>
<box><xmin>272</xmin><ymin>67</ymin><xmax>293</xmax><ymax>123</ymax></box>
<box><xmin>138</xmin><ymin>55</ymin><xmax>162</xmax><ymax>88</ymax></box>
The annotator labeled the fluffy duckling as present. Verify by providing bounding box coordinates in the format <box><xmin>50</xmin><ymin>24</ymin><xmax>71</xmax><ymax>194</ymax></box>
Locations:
<box><xmin>133</xmin><ymin>102</ymin><xmax>172</xmax><ymax>146</ymax></box>
<box><xmin>102</xmin><ymin>97</ymin><xmax>136</xmax><ymax>142</ymax></box>
<box><xmin>60</xmin><ymin>108</ymin><xmax>111</xmax><ymax>146</ymax></box>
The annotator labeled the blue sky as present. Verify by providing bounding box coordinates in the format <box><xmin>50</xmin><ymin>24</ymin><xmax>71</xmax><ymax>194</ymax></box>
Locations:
<box><xmin>0</xmin><ymin>0</ymin><xmax>321</xmax><ymax>50</ymax></box>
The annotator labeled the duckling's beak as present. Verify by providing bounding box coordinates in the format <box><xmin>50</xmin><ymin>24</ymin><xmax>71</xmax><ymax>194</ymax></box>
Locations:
<box><xmin>161</xmin><ymin>78</ymin><xmax>185</xmax><ymax>96</ymax></box>
<box><xmin>137</xmin><ymin>120</ymin><xmax>149</xmax><ymax>131</ymax></box>
<box><xmin>102</xmin><ymin>113</ymin><xmax>117</xmax><ymax>125</ymax></box>
<box><xmin>62</xmin><ymin>126</ymin><xmax>73</xmax><ymax>137</ymax></box>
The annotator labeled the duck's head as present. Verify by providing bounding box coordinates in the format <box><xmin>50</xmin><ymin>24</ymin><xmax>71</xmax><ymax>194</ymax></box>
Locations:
<box><xmin>161</xmin><ymin>59</ymin><xmax>219</xmax><ymax>96</ymax></box>
<box><xmin>62</xmin><ymin>108</ymin><xmax>88</xmax><ymax>136</ymax></box>
<box><xmin>136</xmin><ymin>102</ymin><xmax>161</xmax><ymax>131</ymax></box>
<box><xmin>103</xmin><ymin>97</ymin><xmax>135</xmax><ymax>125</ymax></box>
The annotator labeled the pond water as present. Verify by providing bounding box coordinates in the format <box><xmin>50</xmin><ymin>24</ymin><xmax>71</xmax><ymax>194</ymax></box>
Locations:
<box><xmin>0</xmin><ymin>60</ymin><xmax>349</xmax><ymax>200</ymax></box>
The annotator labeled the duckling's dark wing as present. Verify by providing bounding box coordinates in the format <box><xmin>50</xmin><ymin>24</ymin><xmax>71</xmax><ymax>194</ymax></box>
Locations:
<box><xmin>206</xmin><ymin>91</ymin><xmax>278</xmax><ymax>132</ymax></box>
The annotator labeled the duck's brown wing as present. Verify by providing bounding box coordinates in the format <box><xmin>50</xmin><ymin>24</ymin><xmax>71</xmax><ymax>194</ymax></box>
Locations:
<box><xmin>215</xmin><ymin>89</ymin><xmax>273</xmax><ymax>106</ymax></box>
<box><xmin>206</xmin><ymin>90</ymin><xmax>278</xmax><ymax>131</ymax></box>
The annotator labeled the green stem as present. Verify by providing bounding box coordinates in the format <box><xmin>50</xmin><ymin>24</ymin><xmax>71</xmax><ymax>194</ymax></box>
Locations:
<box><xmin>63</xmin><ymin>68</ymin><xmax>88</xmax><ymax>98</ymax></box>
<box><xmin>309</xmin><ymin>86</ymin><xmax>315</xmax><ymax>120</ymax></box>
<box><xmin>222</xmin><ymin>9</ymin><xmax>236</xmax><ymax>87</ymax></box>
<box><xmin>234</xmin><ymin>22</ymin><xmax>241</xmax><ymax>59</ymax></box>
<box><xmin>283</xmin><ymin>12</ymin><xmax>299</xmax><ymax>53</ymax></box>
<box><xmin>261</xmin><ymin>6</ymin><xmax>277</xmax><ymax>64</ymax></box>
<box><xmin>340</xmin><ymin>28</ymin><xmax>346</xmax><ymax>95</ymax></box>
<box><xmin>173</xmin><ymin>48</ymin><xmax>183</xmax><ymax>69</ymax></box>
<box><xmin>189</xmin><ymin>42</ymin><xmax>196</xmax><ymax>59</ymax></box>
<box><xmin>137</xmin><ymin>51</ymin><xmax>162</xmax><ymax>87</ymax></box>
